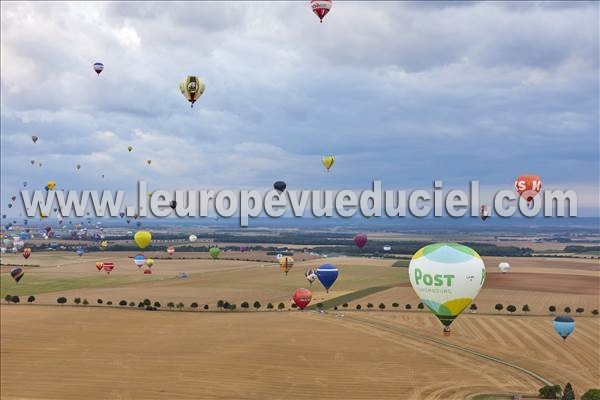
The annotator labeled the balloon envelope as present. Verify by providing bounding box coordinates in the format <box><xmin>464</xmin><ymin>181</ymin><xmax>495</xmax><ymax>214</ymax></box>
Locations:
<box><xmin>311</xmin><ymin>0</ymin><xmax>332</xmax><ymax>22</ymax></box>
<box><xmin>95</xmin><ymin>261</ymin><xmax>104</xmax><ymax>271</ymax></box>
<box><xmin>316</xmin><ymin>263</ymin><xmax>339</xmax><ymax>292</ymax></box>
<box><xmin>498</xmin><ymin>262</ymin><xmax>510</xmax><ymax>273</ymax></box>
<box><xmin>409</xmin><ymin>243</ymin><xmax>485</xmax><ymax>329</ymax></box>
<box><xmin>279</xmin><ymin>256</ymin><xmax>294</xmax><ymax>275</ymax></box>
<box><xmin>93</xmin><ymin>62</ymin><xmax>104</xmax><ymax>75</ymax></box>
<box><xmin>321</xmin><ymin>155</ymin><xmax>335</xmax><ymax>171</ymax></box>
<box><xmin>133</xmin><ymin>254</ymin><xmax>146</xmax><ymax>268</ymax></box>
<box><xmin>354</xmin><ymin>234</ymin><xmax>367</xmax><ymax>249</ymax></box>
<box><xmin>274</xmin><ymin>181</ymin><xmax>286</xmax><ymax>193</ymax></box>
<box><xmin>167</xmin><ymin>246</ymin><xmax>175</xmax><ymax>256</ymax></box>
<box><xmin>553</xmin><ymin>316</ymin><xmax>575</xmax><ymax>340</ymax></box>
<box><xmin>180</xmin><ymin>76</ymin><xmax>206</xmax><ymax>107</ymax></box>
<box><xmin>10</xmin><ymin>267</ymin><xmax>24</xmax><ymax>282</ymax></box>
<box><xmin>22</xmin><ymin>248</ymin><xmax>31</xmax><ymax>259</ymax></box>
<box><xmin>209</xmin><ymin>247</ymin><xmax>220</xmax><ymax>259</ymax></box>
<box><xmin>103</xmin><ymin>262</ymin><xmax>114</xmax><ymax>274</ymax></box>
<box><xmin>514</xmin><ymin>175</ymin><xmax>542</xmax><ymax>202</ymax></box>
<box><xmin>134</xmin><ymin>231</ymin><xmax>152</xmax><ymax>249</ymax></box>
<box><xmin>293</xmin><ymin>288</ymin><xmax>313</xmax><ymax>310</ymax></box>
<box><xmin>189</xmin><ymin>234</ymin><xmax>197</xmax><ymax>242</ymax></box>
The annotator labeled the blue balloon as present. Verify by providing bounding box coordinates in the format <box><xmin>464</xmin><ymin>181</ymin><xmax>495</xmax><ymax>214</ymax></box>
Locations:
<box><xmin>76</xmin><ymin>246</ymin><xmax>84</xmax><ymax>256</ymax></box>
<box><xmin>553</xmin><ymin>316</ymin><xmax>575</xmax><ymax>341</ymax></box>
<box><xmin>19</xmin><ymin>232</ymin><xmax>28</xmax><ymax>240</ymax></box>
<box><xmin>316</xmin><ymin>263</ymin><xmax>339</xmax><ymax>292</ymax></box>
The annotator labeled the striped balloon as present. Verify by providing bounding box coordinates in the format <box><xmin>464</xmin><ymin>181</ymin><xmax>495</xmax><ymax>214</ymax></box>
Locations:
<box><xmin>10</xmin><ymin>267</ymin><xmax>24</xmax><ymax>283</ymax></box>
<box><xmin>103</xmin><ymin>262</ymin><xmax>114</xmax><ymax>275</ymax></box>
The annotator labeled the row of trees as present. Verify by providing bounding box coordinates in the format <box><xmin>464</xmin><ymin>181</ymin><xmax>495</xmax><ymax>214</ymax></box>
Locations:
<box><xmin>538</xmin><ymin>382</ymin><xmax>600</xmax><ymax>400</ymax></box>
<box><xmin>4</xmin><ymin>295</ymin><xmax>35</xmax><ymax>304</ymax></box>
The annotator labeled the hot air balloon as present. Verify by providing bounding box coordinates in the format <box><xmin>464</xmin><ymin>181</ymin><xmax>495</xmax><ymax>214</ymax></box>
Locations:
<box><xmin>480</xmin><ymin>205</ymin><xmax>490</xmax><ymax>221</ymax></box>
<box><xmin>274</xmin><ymin>181</ymin><xmax>287</xmax><ymax>193</ymax></box>
<box><xmin>93</xmin><ymin>62</ymin><xmax>104</xmax><ymax>76</ymax></box>
<box><xmin>7</xmin><ymin>204</ymin><xmax>12</xmax><ymax>208</ymax></box>
<box><xmin>293</xmin><ymin>288</ymin><xmax>313</xmax><ymax>310</ymax></box>
<box><xmin>103</xmin><ymin>261</ymin><xmax>114</xmax><ymax>274</ymax></box>
<box><xmin>146</xmin><ymin>160</ymin><xmax>151</xmax><ymax>165</ymax></box>
<box><xmin>276</xmin><ymin>253</ymin><xmax>283</xmax><ymax>261</ymax></box>
<box><xmin>127</xmin><ymin>145</ymin><xmax>133</xmax><ymax>152</ymax></box>
<box><xmin>99</xmin><ymin>240</ymin><xmax>108</xmax><ymax>250</ymax></box>
<box><xmin>408</xmin><ymin>243</ymin><xmax>485</xmax><ymax>335</ymax></box>
<box><xmin>279</xmin><ymin>256</ymin><xmax>294</xmax><ymax>275</ymax></box>
<box><xmin>498</xmin><ymin>262</ymin><xmax>510</xmax><ymax>273</ymax></box>
<box><xmin>167</xmin><ymin>246</ymin><xmax>175</xmax><ymax>256</ymax></box>
<box><xmin>45</xmin><ymin>225</ymin><xmax>52</xmax><ymax>234</ymax></box>
<box><xmin>189</xmin><ymin>234</ymin><xmax>197</xmax><ymax>242</ymax></box>
<box><xmin>180</xmin><ymin>76</ymin><xmax>206</xmax><ymax>107</ymax></box>
<box><xmin>311</xmin><ymin>0</ymin><xmax>332</xmax><ymax>23</ymax></box>
<box><xmin>169</xmin><ymin>201</ymin><xmax>177</xmax><ymax>209</ymax></box>
<box><xmin>11</xmin><ymin>196</ymin><xmax>16</xmax><ymax>202</ymax></box>
<box><xmin>316</xmin><ymin>263</ymin><xmax>338</xmax><ymax>292</ymax></box>
<box><xmin>119</xmin><ymin>212</ymin><xmax>125</xmax><ymax>218</ymax></box>
<box><xmin>96</xmin><ymin>261</ymin><xmax>104</xmax><ymax>271</ymax></box>
<box><xmin>30</xmin><ymin>160</ymin><xmax>35</xmax><ymax>165</ymax></box>
<box><xmin>133</xmin><ymin>254</ymin><xmax>146</xmax><ymax>268</ymax></box>
<box><xmin>32</xmin><ymin>135</ymin><xmax>38</xmax><ymax>143</ymax></box>
<box><xmin>23</xmin><ymin>181</ymin><xmax>27</xmax><ymax>187</ymax></box>
<box><xmin>22</xmin><ymin>247</ymin><xmax>31</xmax><ymax>259</ymax></box>
<box><xmin>514</xmin><ymin>175</ymin><xmax>542</xmax><ymax>203</ymax></box>
<box><xmin>47</xmin><ymin>180</ymin><xmax>56</xmax><ymax>190</ymax></box>
<box><xmin>354</xmin><ymin>234</ymin><xmax>367</xmax><ymax>249</ymax></box>
<box><xmin>134</xmin><ymin>231</ymin><xmax>152</xmax><ymax>249</ymax></box>
<box><xmin>76</xmin><ymin>246</ymin><xmax>84</xmax><ymax>256</ymax></box>
<box><xmin>322</xmin><ymin>154</ymin><xmax>335</xmax><ymax>171</ymax></box>
<box><xmin>553</xmin><ymin>316</ymin><xmax>575</xmax><ymax>341</ymax></box>
<box><xmin>304</xmin><ymin>268</ymin><xmax>317</xmax><ymax>285</ymax></box>
<box><xmin>10</xmin><ymin>267</ymin><xmax>24</xmax><ymax>282</ymax></box>
<box><xmin>76</xmin><ymin>164</ymin><xmax>81</xmax><ymax>170</ymax></box>
<box><xmin>143</xmin><ymin>268</ymin><xmax>152</xmax><ymax>275</ymax></box>
<box><xmin>209</xmin><ymin>247</ymin><xmax>220</xmax><ymax>259</ymax></box>
<box><xmin>146</xmin><ymin>258</ymin><xmax>154</xmax><ymax>268</ymax></box>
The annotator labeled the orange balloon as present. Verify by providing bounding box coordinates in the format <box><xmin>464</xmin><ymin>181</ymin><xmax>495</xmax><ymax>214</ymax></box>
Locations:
<box><xmin>95</xmin><ymin>261</ymin><xmax>104</xmax><ymax>271</ymax></box>
<box><xmin>514</xmin><ymin>175</ymin><xmax>542</xmax><ymax>202</ymax></box>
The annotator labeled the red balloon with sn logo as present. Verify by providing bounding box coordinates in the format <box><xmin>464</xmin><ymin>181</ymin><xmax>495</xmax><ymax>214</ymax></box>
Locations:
<box><xmin>293</xmin><ymin>288</ymin><xmax>313</xmax><ymax>310</ymax></box>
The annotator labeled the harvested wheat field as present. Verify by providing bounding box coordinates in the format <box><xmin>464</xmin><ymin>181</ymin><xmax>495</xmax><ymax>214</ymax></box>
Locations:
<box><xmin>0</xmin><ymin>306</ymin><xmax>555</xmax><ymax>400</ymax></box>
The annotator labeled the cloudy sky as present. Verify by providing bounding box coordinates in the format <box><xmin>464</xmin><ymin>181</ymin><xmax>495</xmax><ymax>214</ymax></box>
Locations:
<box><xmin>1</xmin><ymin>1</ymin><xmax>598</xmax><ymax>215</ymax></box>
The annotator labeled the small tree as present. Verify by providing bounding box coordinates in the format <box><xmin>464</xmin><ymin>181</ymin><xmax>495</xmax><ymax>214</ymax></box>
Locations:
<box><xmin>549</xmin><ymin>305</ymin><xmax>556</xmax><ymax>314</ymax></box>
<box><xmin>57</xmin><ymin>297</ymin><xmax>67</xmax><ymax>304</ymax></box>
<box><xmin>495</xmin><ymin>303</ymin><xmax>504</xmax><ymax>312</ymax></box>
<box><xmin>267</xmin><ymin>302</ymin><xmax>274</xmax><ymax>309</ymax></box>
<box><xmin>129</xmin><ymin>301</ymin><xmax>135</xmax><ymax>307</ymax></box>
<box><xmin>223</xmin><ymin>301</ymin><xmax>231</xmax><ymax>310</ymax></box>
<box><xmin>576</xmin><ymin>307</ymin><xmax>584</xmax><ymax>315</ymax></box>
<box><xmin>507</xmin><ymin>305</ymin><xmax>517</xmax><ymax>314</ymax></box>
<box><xmin>379</xmin><ymin>303</ymin><xmax>386</xmax><ymax>310</ymax></box>
<box><xmin>562</xmin><ymin>383</ymin><xmax>575</xmax><ymax>400</ymax></box>
<box><xmin>176</xmin><ymin>302</ymin><xmax>184</xmax><ymax>310</ymax></box>
<box><xmin>253</xmin><ymin>301</ymin><xmax>261</xmax><ymax>310</ymax></box>
<box><xmin>119</xmin><ymin>300</ymin><xmax>127</xmax><ymax>306</ymax></box>
<box><xmin>316</xmin><ymin>303</ymin><xmax>323</xmax><ymax>310</ymax></box>
<box><xmin>97</xmin><ymin>299</ymin><xmax>103</xmax><ymax>304</ymax></box>
<box><xmin>190</xmin><ymin>302</ymin><xmax>198</xmax><ymax>309</ymax></box>
<box><xmin>229</xmin><ymin>304</ymin><xmax>237</xmax><ymax>310</ymax></box>
<box><xmin>241</xmin><ymin>301</ymin><xmax>250</xmax><ymax>309</ymax></box>
<box><xmin>138</xmin><ymin>302</ymin><xmax>145</xmax><ymax>308</ymax></box>
<box><xmin>342</xmin><ymin>303</ymin><xmax>348</xmax><ymax>308</ymax></box>
<box><xmin>564</xmin><ymin>306</ymin><xmax>571</xmax><ymax>314</ymax></box>
<box><xmin>334</xmin><ymin>306</ymin><xmax>338</xmax><ymax>310</ymax></box>
<box><xmin>405</xmin><ymin>304</ymin><xmax>412</xmax><ymax>310</ymax></box>
<box><xmin>470</xmin><ymin>304</ymin><xmax>478</xmax><ymax>312</ymax></box>
<box><xmin>593</xmin><ymin>309</ymin><xmax>599</xmax><ymax>316</ymax></box>
<box><xmin>83</xmin><ymin>299</ymin><xmax>89</xmax><ymax>305</ymax></box>
<box><xmin>538</xmin><ymin>384</ymin><xmax>562</xmax><ymax>399</ymax></box>
<box><xmin>154</xmin><ymin>301</ymin><xmax>161</xmax><ymax>308</ymax></box>
<box><xmin>367</xmin><ymin>303</ymin><xmax>374</xmax><ymax>309</ymax></box>
<box><xmin>356</xmin><ymin>304</ymin><xmax>362</xmax><ymax>310</ymax></box>
<box><xmin>107</xmin><ymin>301</ymin><xmax>113</xmax><ymax>305</ymax></box>
<box><xmin>74</xmin><ymin>297</ymin><xmax>82</xmax><ymax>305</ymax></box>
<box><xmin>143</xmin><ymin>299</ymin><xmax>151</xmax><ymax>306</ymax></box>
<box><xmin>291</xmin><ymin>303</ymin><xmax>298</xmax><ymax>308</ymax></box>
<box><xmin>203</xmin><ymin>304</ymin><xmax>209</xmax><ymax>310</ymax></box>
<box><xmin>582</xmin><ymin>388</ymin><xmax>600</xmax><ymax>400</ymax></box>
<box><xmin>167</xmin><ymin>302</ymin><xmax>175</xmax><ymax>309</ymax></box>
<box><xmin>392</xmin><ymin>302</ymin><xmax>399</xmax><ymax>308</ymax></box>
<box><xmin>11</xmin><ymin>295</ymin><xmax>20</xmax><ymax>304</ymax></box>
<box><xmin>522</xmin><ymin>304</ymin><xmax>530</xmax><ymax>313</ymax></box>
<box><xmin>417</xmin><ymin>302</ymin><xmax>424</xmax><ymax>310</ymax></box>
<box><xmin>27</xmin><ymin>295</ymin><xmax>35</xmax><ymax>303</ymax></box>
<box><xmin>4</xmin><ymin>294</ymin><xmax>11</xmax><ymax>303</ymax></box>
<box><xmin>217</xmin><ymin>300</ymin><xmax>224</xmax><ymax>309</ymax></box>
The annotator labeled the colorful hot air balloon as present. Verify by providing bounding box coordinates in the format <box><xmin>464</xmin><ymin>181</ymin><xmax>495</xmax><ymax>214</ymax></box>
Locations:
<box><xmin>189</xmin><ymin>234</ymin><xmax>197</xmax><ymax>242</ymax></box>
<box><xmin>354</xmin><ymin>234</ymin><xmax>367</xmax><ymax>249</ymax></box>
<box><xmin>99</xmin><ymin>240</ymin><xmax>108</xmax><ymax>250</ymax></box>
<box><xmin>103</xmin><ymin>261</ymin><xmax>114</xmax><ymax>274</ymax></box>
<box><xmin>167</xmin><ymin>246</ymin><xmax>175</xmax><ymax>256</ymax></box>
<box><xmin>146</xmin><ymin>258</ymin><xmax>154</xmax><ymax>268</ymax></box>
<box><xmin>279</xmin><ymin>256</ymin><xmax>294</xmax><ymax>275</ymax></box>
<box><xmin>22</xmin><ymin>247</ymin><xmax>31</xmax><ymax>259</ymax></box>
<box><xmin>293</xmin><ymin>288</ymin><xmax>313</xmax><ymax>310</ymax></box>
<box><xmin>95</xmin><ymin>261</ymin><xmax>104</xmax><ymax>271</ymax></box>
<box><xmin>180</xmin><ymin>76</ymin><xmax>206</xmax><ymax>107</ymax></box>
<box><xmin>134</xmin><ymin>231</ymin><xmax>152</xmax><ymax>249</ymax></box>
<box><xmin>316</xmin><ymin>263</ymin><xmax>338</xmax><ymax>292</ymax></box>
<box><xmin>553</xmin><ymin>316</ymin><xmax>575</xmax><ymax>341</ymax></box>
<box><xmin>274</xmin><ymin>181</ymin><xmax>287</xmax><ymax>193</ymax></box>
<box><xmin>498</xmin><ymin>262</ymin><xmax>510</xmax><ymax>273</ymax></box>
<box><xmin>304</xmin><ymin>268</ymin><xmax>317</xmax><ymax>285</ymax></box>
<box><xmin>480</xmin><ymin>205</ymin><xmax>490</xmax><ymax>221</ymax></box>
<box><xmin>408</xmin><ymin>243</ymin><xmax>485</xmax><ymax>334</ymax></box>
<box><xmin>133</xmin><ymin>254</ymin><xmax>146</xmax><ymax>268</ymax></box>
<box><xmin>514</xmin><ymin>175</ymin><xmax>542</xmax><ymax>203</ymax></box>
<box><xmin>209</xmin><ymin>247</ymin><xmax>220</xmax><ymax>260</ymax></box>
<box><xmin>127</xmin><ymin>145</ymin><xmax>133</xmax><ymax>152</ymax></box>
<box><xmin>10</xmin><ymin>267</ymin><xmax>24</xmax><ymax>282</ymax></box>
<box><xmin>93</xmin><ymin>62</ymin><xmax>104</xmax><ymax>76</ymax></box>
<box><xmin>143</xmin><ymin>268</ymin><xmax>152</xmax><ymax>275</ymax></box>
<box><xmin>32</xmin><ymin>135</ymin><xmax>38</xmax><ymax>143</ymax></box>
<box><xmin>322</xmin><ymin>154</ymin><xmax>335</xmax><ymax>171</ymax></box>
<box><xmin>47</xmin><ymin>180</ymin><xmax>56</xmax><ymax>190</ymax></box>
<box><xmin>311</xmin><ymin>0</ymin><xmax>332</xmax><ymax>23</ymax></box>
